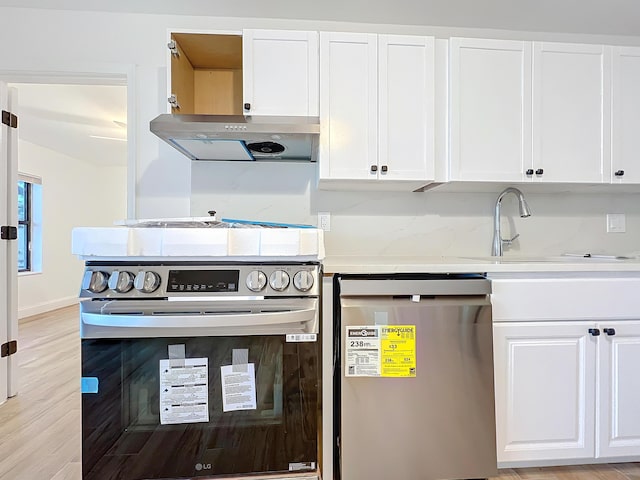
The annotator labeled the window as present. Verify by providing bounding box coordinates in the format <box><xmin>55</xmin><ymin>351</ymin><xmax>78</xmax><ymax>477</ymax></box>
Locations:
<box><xmin>17</xmin><ymin>173</ymin><xmax>42</xmax><ymax>274</ymax></box>
<box><xmin>17</xmin><ymin>180</ymin><xmax>31</xmax><ymax>271</ymax></box>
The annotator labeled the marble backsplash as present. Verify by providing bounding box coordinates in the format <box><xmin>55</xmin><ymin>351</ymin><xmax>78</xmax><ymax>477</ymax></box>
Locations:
<box><xmin>190</xmin><ymin>161</ymin><xmax>640</xmax><ymax>258</ymax></box>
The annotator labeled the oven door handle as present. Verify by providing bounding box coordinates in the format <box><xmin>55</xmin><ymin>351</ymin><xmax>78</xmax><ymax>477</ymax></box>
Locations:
<box><xmin>81</xmin><ymin>307</ymin><xmax>318</xmax><ymax>336</ymax></box>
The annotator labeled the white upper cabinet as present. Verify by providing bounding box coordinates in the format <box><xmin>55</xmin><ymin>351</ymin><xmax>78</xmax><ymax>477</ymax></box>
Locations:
<box><xmin>532</xmin><ymin>42</ymin><xmax>610</xmax><ymax>183</ymax></box>
<box><xmin>165</xmin><ymin>30</ymin><xmax>318</xmax><ymax>117</ymax></box>
<box><xmin>242</xmin><ymin>29</ymin><xmax>319</xmax><ymax>116</ymax></box>
<box><xmin>611</xmin><ymin>47</ymin><xmax>640</xmax><ymax>184</ymax></box>
<box><xmin>319</xmin><ymin>32</ymin><xmax>378</xmax><ymax>182</ymax></box>
<box><xmin>378</xmin><ymin>35</ymin><xmax>435</xmax><ymax>184</ymax></box>
<box><xmin>450</xmin><ymin>38</ymin><xmax>532</xmax><ymax>182</ymax></box>
<box><xmin>318</xmin><ymin>32</ymin><xmax>435</xmax><ymax>190</ymax></box>
<box><xmin>449</xmin><ymin>39</ymin><xmax>615</xmax><ymax>185</ymax></box>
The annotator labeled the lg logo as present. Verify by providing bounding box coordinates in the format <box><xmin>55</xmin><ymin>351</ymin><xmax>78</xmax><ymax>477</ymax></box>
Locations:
<box><xmin>195</xmin><ymin>463</ymin><xmax>212</xmax><ymax>471</ymax></box>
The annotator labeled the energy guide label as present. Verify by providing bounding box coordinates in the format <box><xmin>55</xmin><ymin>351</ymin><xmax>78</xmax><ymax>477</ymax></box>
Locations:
<box><xmin>345</xmin><ymin>325</ymin><xmax>416</xmax><ymax>378</ymax></box>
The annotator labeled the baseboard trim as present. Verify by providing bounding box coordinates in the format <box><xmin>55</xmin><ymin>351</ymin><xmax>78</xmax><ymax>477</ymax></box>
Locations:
<box><xmin>18</xmin><ymin>296</ymin><xmax>78</xmax><ymax>319</ymax></box>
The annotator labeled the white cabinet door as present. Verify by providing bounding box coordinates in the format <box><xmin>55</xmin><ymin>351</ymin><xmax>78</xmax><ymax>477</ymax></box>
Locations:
<box><xmin>611</xmin><ymin>47</ymin><xmax>640</xmax><ymax>184</ymax></box>
<box><xmin>319</xmin><ymin>32</ymin><xmax>378</xmax><ymax>182</ymax></box>
<box><xmin>598</xmin><ymin>321</ymin><xmax>640</xmax><ymax>458</ymax></box>
<box><xmin>378</xmin><ymin>34</ymin><xmax>435</xmax><ymax>185</ymax></box>
<box><xmin>532</xmin><ymin>42</ymin><xmax>610</xmax><ymax>183</ymax></box>
<box><xmin>493</xmin><ymin>322</ymin><xmax>596</xmax><ymax>464</ymax></box>
<box><xmin>450</xmin><ymin>38</ymin><xmax>532</xmax><ymax>182</ymax></box>
<box><xmin>242</xmin><ymin>29</ymin><xmax>319</xmax><ymax>116</ymax></box>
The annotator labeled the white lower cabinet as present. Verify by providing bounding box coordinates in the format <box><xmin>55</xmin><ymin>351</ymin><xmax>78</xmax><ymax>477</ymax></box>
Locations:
<box><xmin>494</xmin><ymin>321</ymin><xmax>596</xmax><ymax>464</ymax></box>
<box><xmin>598</xmin><ymin>321</ymin><xmax>640</xmax><ymax>458</ymax></box>
<box><xmin>492</xmin><ymin>276</ymin><xmax>640</xmax><ymax>467</ymax></box>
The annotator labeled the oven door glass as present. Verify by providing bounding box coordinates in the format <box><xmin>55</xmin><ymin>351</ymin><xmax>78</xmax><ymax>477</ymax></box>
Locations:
<box><xmin>81</xmin><ymin>336</ymin><xmax>318</xmax><ymax>480</ymax></box>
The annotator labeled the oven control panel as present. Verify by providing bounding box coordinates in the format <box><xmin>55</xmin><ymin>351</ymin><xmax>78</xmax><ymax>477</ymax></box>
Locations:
<box><xmin>80</xmin><ymin>263</ymin><xmax>321</xmax><ymax>299</ymax></box>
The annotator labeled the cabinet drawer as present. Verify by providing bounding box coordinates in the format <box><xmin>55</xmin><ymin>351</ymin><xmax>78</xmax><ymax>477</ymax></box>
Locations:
<box><xmin>491</xmin><ymin>277</ymin><xmax>640</xmax><ymax>321</ymax></box>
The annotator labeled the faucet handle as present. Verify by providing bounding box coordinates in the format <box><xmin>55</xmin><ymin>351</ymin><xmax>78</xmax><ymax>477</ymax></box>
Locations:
<box><xmin>502</xmin><ymin>233</ymin><xmax>520</xmax><ymax>246</ymax></box>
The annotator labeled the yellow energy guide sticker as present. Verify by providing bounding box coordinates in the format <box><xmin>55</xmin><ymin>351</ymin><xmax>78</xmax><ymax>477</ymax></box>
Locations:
<box><xmin>380</xmin><ymin>325</ymin><xmax>416</xmax><ymax>377</ymax></box>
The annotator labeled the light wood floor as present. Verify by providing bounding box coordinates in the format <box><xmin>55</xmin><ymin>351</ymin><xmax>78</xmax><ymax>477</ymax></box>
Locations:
<box><xmin>0</xmin><ymin>305</ymin><xmax>639</xmax><ymax>480</ymax></box>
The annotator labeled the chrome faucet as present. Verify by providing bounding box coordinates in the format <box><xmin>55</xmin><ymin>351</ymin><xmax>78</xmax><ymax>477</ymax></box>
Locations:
<box><xmin>492</xmin><ymin>187</ymin><xmax>532</xmax><ymax>256</ymax></box>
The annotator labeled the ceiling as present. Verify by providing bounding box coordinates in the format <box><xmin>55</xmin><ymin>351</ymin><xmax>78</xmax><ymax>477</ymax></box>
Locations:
<box><xmin>2</xmin><ymin>0</ymin><xmax>640</xmax><ymax>37</ymax></box>
<box><xmin>12</xmin><ymin>84</ymin><xmax>127</xmax><ymax>167</ymax></box>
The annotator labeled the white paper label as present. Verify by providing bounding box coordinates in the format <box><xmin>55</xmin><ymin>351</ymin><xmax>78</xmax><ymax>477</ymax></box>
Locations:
<box><xmin>286</xmin><ymin>333</ymin><xmax>317</xmax><ymax>343</ymax></box>
<box><xmin>345</xmin><ymin>327</ymin><xmax>381</xmax><ymax>376</ymax></box>
<box><xmin>221</xmin><ymin>363</ymin><xmax>257</xmax><ymax>412</ymax></box>
<box><xmin>159</xmin><ymin>358</ymin><xmax>209</xmax><ymax>425</ymax></box>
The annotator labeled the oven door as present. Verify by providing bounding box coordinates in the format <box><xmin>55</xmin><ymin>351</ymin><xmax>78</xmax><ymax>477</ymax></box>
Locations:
<box><xmin>80</xmin><ymin>298</ymin><xmax>319</xmax><ymax>480</ymax></box>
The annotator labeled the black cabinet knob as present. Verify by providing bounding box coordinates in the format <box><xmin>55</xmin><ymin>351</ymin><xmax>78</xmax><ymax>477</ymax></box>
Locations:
<box><xmin>535</xmin><ymin>168</ymin><xmax>544</xmax><ymax>175</ymax></box>
<box><xmin>381</xmin><ymin>165</ymin><xmax>388</xmax><ymax>173</ymax></box>
<box><xmin>526</xmin><ymin>169</ymin><xmax>534</xmax><ymax>175</ymax></box>
<box><xmin>604</xmin><ymin>328</ymin><xmax>616</xmax><ymax>336</ymax></box>
<box><xmin>615</xmin><ymin>170</ymin><xmax>625</xmax><ymax>177</ymax></box>
<box><xmin>244</xmin><ymin>103</ymin><xmax>251</xmax><ymax>111</ymax></box>
<box><xmin>588</xmin><ymin>328</ymin><xmax>600</xmax><ymax>336</ymax></box>
<box><xmin>370</xmin><ymin>165</ymin><xmax>378</xmax><ymax>173</ymax></box>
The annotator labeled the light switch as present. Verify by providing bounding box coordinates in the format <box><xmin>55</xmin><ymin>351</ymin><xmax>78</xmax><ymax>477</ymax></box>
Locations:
<box><xmin>606</xmin><ymin>213</ymin><xmax>626</xmax><ymax>233</ymax></box>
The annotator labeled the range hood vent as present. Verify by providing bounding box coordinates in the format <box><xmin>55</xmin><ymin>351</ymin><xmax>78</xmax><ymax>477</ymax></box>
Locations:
<box><xmin>150</xmin><ymin>114</ymin><xmax>320</xmax><ymax>162</ymax></box>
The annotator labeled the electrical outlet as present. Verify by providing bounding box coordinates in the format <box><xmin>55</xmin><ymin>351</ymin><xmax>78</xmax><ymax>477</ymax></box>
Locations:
<box><xmin>318</xmin><ymin>212</ymin><xmax>331</xmax><ymax>232</ymax></box>
<box><xmin>606</xmin><ymin>213</ymin><xmax>626</xmax><ymax>233</ymax></box>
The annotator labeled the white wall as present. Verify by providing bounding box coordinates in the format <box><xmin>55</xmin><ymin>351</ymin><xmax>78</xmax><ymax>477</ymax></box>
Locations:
<box><xmin>3</xmin><ymin>6</ymin><xmax>640</xmax><ymax>264</ymax></box>
<box><xmin>191</xmin><ymin>162</ymin><xmax>640</xmax><ymax>257</ymax></box>
<box><xmin>17</xmin><ymin>140</ymin><xmax>126</xmax><ymax>318</ymax></box>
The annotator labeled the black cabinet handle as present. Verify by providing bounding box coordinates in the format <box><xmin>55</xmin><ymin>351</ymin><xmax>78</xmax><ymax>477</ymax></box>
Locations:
<box><xmin>244</xmin><ymin>103</ymin><xmax>251</xmax><ymax>111</ymax></box>
<box><xmin>370</xmin><ymin>165</ymin><xmax>378</xmax><ymax>173</ymax></box>
<box><xmin>381</xmin><ymin>165</ymin><xmax>388</xmax><ymax>173</ymax></box>
<box><xmin>604</xmin><ymin>328</ymin><xmax>616</xmax><ymax>336</ymax></box>
<box><xmin>588</xmin><ymin>328</ymin><xmax>600</xmax><ymax>336</ymax></box>
<box><xmin>535</xmin><ymin>168</ymin><xmax>544</xmax><ymax>175</ymax></box>
<box><xmin>615</xmin><ymin>170</ymin><xmax>625</xmax><ymax>177</ymax></box>
<box><xmin>526</xmin><ymin>169</ymin><xmax>534</xmax><ymax>175</ymax></box>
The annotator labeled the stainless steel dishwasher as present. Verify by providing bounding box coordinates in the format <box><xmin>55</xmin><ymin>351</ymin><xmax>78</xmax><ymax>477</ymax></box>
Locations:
<box><xmin>334</xmin><ymin>273</ymin><xmax>497</xmax><ymax>480</ymax></box>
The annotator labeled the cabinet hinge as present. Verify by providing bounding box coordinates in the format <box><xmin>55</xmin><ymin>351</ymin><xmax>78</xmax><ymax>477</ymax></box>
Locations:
<box><xmin>1</xmin><ymin>110</ymin><xmax>18</xmax><ymax>128</ymax></box>
<box><xmin>168</xmin><ymin>95</ymin><xmax>180</xmax><ymax>109</ymax></box>
<box><xmin>167</xmin><ymin>40</ymin><xmax>180</xmax><ymax>57</ymax></box>
<box><xmin>1</xmin><ymin>226</ymin><xmax>17</xmax><ymax>240</ymax></box>
<box><xmin>1</xmin><ymin>340</ymin><xmax>17</xmax><ymax>358</ymax></box>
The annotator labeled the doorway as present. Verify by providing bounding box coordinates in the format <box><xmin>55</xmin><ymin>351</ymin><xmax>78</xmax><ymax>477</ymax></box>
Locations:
<box><xmin>0</xmin><ymin>71</ymin><xmax>131</xmax><ymax>404</ymax></box>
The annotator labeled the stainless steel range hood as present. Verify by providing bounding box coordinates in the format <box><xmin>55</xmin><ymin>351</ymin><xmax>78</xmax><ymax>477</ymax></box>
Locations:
<box><xmin>150</xmin><ymin>114</ymin><xmax>320</xmax><ymax>162</ymax></box>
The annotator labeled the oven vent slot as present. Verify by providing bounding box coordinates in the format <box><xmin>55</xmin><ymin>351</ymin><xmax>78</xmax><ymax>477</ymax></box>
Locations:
<box><xmin>152</xmin><ymin>311</ymin><xmax>203</xmax><ymax>316</ymax></box>
<box><xmin>203</xmin><ymin>310</ymin><xmax>252</xmax><ymax>315</ymax></box>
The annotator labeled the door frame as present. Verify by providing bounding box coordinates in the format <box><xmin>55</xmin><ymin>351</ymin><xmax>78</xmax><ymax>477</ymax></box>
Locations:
<box><xmin>1</xmin><ymin>81</ymin><xmax>18</xmax><ymax>403</ymax></box>
<box><xmin>0</xmin><ymin>66</ymin><xmax>137</xmax><ymax>219</ymax></box>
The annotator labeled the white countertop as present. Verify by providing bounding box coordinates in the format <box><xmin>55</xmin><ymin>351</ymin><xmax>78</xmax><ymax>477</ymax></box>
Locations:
<box><xmin>322</xmin><ymin>255</ymin><xmax>640</xmax><ymax>275</ymax></box>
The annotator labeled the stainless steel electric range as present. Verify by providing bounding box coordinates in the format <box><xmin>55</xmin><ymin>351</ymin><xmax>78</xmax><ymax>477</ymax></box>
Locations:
<box><xmin>74</xmin><ymin>223</ymin><xmax>324</xmax><ymax>480</ymax></box>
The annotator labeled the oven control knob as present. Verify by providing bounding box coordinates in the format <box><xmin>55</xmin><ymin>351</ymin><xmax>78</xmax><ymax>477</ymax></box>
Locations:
<box><xmin>134</xmin><ymin>271</ymin><xmax>161</xmax><ymax>293</ymax></box>
<box><xmin>108</xmin><ymin>271</ymin><xmax>134</xmax><ymax>293</ymax></box>
<box><xmin>246</xmin><ymin>270</ymin><xmax>267</xmax><ymax>292</ymax></box>
<box><xmin>293</xmin><ymin>270</ymin><xmax>315</xmax><ymax>292</ymax></box>
<box><xmin>269</xmin><ymin>270</ymin><xmax>290</xmax><ymax>292</ymax></box>
<box><xmin>82</xmin><ymin>270</ymin><xmax>109</xmax><ymax>293</ymax></box>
